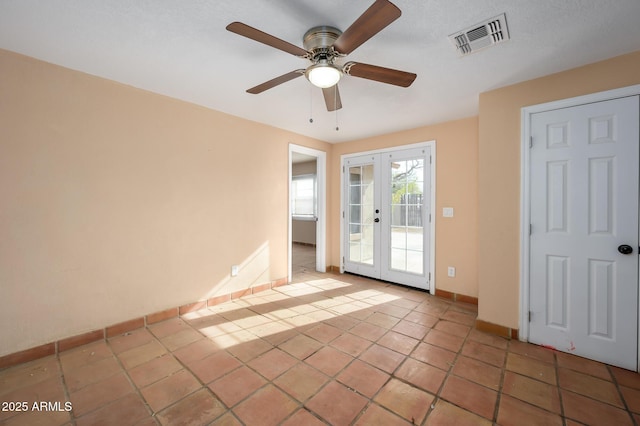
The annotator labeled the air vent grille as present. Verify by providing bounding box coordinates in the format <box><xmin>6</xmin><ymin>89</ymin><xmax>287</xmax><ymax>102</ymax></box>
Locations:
<box><xmin>449</xmin><ymin>13</ymin><xmax>509</xmax><ymax>57</ymax></box>
<box><xmin>467</xmin><ymin>25</ymin><xmax>488</xmax><ymax>42</ymax></box>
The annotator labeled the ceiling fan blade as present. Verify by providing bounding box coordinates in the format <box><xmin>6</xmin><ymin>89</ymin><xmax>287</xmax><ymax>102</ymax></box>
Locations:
<box><xmin>332</xmin><ymin>0</ymin><xmax>401</xmax><ymax>55</ymax></box>
<box><xmin>344</xmin><ymin>61</ymin><xmax>416</xmax><ymax>87</ymax></box>
<box><xmin>322</xmin><ymin>85</ymin><xmax>342</xmax><ymax>111</ymax></box>
<box><xmin>226</xmin><ymin>22</ymin><xmax>309</xmax><ymax>57</ymax></box>
<box><xmin>246</xmin><ymin>70</ymin><xmax>305</xmax><ymax>94</ymax></box>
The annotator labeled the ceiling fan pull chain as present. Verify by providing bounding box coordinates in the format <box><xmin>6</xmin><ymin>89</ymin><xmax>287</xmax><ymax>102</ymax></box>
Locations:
<box><xmin>309</xmin><ymin>84</ymin><xmax>314</xmax><ymax>123</ymax></box>
<box><xmin>335</xmin><ymin>85</ymin><xmax>339</xmax><ymax>131</ymax></box>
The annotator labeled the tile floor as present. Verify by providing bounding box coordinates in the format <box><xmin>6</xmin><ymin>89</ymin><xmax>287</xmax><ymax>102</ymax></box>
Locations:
<box><xmin>292</xmin><ymin>242</ymin><xmax>316</xmax><ymax>276</ymax></box>
<box><xmin>2</xmin><ymin>265</ymin><xmax>640</xmax><ymax>425</ymax></box>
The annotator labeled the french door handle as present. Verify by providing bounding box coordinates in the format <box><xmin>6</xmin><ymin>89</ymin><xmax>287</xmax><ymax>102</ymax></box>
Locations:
<box><xmin>374</xmin><ymin>218</ymin><xmax>380</xmax><ymax>223</ymax></box>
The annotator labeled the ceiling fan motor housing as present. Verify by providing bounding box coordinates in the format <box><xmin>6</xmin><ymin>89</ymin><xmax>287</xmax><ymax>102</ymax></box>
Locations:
<box><xmin>303</xmin><ymin>26</ymin><xmax>343</xmax><ymax>63</ymax></box>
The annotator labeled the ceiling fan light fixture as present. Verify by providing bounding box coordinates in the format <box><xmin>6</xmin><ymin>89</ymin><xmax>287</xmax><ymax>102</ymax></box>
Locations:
<box><xmin>306</xmin><ymin>61</ymin><xmax>341</xmax><ymax>88</ymax></box>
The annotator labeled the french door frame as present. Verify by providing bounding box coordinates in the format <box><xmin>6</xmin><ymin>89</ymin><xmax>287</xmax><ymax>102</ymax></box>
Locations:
<box><xmin>340</xmin><ymin>141</ymin><xmax>436</xmax><ymax>295</ymax></box>
<box><xmin>520</xmin><ymin>84</ymin><xmax>640</xmax><ymax>370</ymax></box>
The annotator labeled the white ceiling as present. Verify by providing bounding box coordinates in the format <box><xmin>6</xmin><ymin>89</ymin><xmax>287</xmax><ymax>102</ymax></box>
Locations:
<box><xmin>1</xmin><ymin>1</ymin><xmax>639</xmax><ymax>143</ymax></box>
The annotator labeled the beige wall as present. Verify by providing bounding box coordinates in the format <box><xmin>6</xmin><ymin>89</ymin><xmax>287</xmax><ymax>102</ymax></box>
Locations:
<box><xmin>329</xmin><ymin>117</ymin><xmax>479</xmax><ymax>298</ymax></box>
<box><xmin>5</xmin><ymin>44</ymin><xmax>640</xmax><ymax>358</ymax></box>
<box><xmin>0</xmin><ymin>50</ymin><xmax>330</xmax><ymax>356</ymax></box>
<box><xmin>478</xmin><ymin>51</ymin><xmax>640</xmax><ymax>329</ymax></box>
<box><xmin>292</xmin><ymin>220</ymin><xmax>316</xmax><ymax>245</ymax></box>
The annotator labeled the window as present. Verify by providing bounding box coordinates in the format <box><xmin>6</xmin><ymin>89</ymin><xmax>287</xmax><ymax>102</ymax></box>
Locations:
<box><xmin>292</xmin><ymin>174</ymin><xmax>316</xmax><ymax>218</ymax></box>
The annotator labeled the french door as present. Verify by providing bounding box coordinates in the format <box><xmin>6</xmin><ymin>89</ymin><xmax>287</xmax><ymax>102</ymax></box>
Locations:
<box><xmin>343</xmin><ymin>146</ymin><xmax>432</xmax><ymax>290</ymax></box>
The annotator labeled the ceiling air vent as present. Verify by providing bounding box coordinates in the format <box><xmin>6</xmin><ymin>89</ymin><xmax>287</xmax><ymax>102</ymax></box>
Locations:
<box><xmin>449</xmin><ymin>13</ymin><xmax>509</xmax><ymax>56</ymax></box>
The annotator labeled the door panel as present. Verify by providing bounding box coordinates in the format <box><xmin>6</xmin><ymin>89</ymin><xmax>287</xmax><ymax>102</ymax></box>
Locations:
<box><xmin>381</xmin><ymin>148</ymin><xmax>430</xmax><ymax>288</ymax></box>
<box><xmin>345</xmin><ymin>156</ymin><xmax>379</xmax><ymax>278</ymax></box>
<box><xmin>529</xmin><ymin>95</ymin><xmax>639</xmax><ymax>370</ymax></box>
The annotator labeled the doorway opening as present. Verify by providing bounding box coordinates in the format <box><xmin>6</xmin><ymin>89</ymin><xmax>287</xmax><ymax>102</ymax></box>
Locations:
<box><xmin>289</xmin><ymin>144</ymin><xmax>326</xmax><ymax>282</ymax></box>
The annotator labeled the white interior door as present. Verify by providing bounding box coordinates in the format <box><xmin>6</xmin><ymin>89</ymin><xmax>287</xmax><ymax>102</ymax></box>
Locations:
<box><xmin>344</xmin><ymin>147</ymin><xmax>431</xmax><ymax>290</ymax></box>
<box><xmin>528</xmin><ymin>95</ymin><xmax>639</xmax><ymax>370</ymax></box>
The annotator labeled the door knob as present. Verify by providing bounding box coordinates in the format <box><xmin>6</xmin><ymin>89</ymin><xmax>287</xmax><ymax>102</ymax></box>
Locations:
<box><xmin>374</xmin><ymin>218</ymin><xmax>380</xmax><ymax>223</ymax></box>
<box><xmin>618</xmin><ymin>244</ymin><xmax>633</xmax><ymax>255</ymax></box>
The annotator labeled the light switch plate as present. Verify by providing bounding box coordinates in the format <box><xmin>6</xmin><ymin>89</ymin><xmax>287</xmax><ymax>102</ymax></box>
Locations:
<box><xmin>443</xmin><ymin>207</ymin><xmax>454</xmax><ymax>217</ymax></box>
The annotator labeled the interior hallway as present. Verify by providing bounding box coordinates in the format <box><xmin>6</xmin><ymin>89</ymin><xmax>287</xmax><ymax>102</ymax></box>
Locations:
<box><xmin>1</xmin><ymin>267</ymin><xmax>640</xmax><ymax>425</ymax></box>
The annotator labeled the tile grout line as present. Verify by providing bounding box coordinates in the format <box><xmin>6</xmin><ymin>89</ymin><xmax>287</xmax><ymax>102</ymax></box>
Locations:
<box><xmin>55</xmin><ymin>351</ymin><xmax>77</xmax><ymax>426</ymax></box>
<box><xmin>506</xmin><ymin>345</ymin><xmax>563</xmax><ymax>422</ymax></box>
<box><xmin>350</xmin><ymin>292</ymin><xmax>430</xmax><ymax>425</ymax></box>
<box><xmin>423</xmin><ymin>303</ymin><xmax>477</xmax><ymax>425</ymax></box>
<box><xmin>413</xmin><ymin>297</ymin><xmax>473</xmax><ymax>424</ymax></box>
<box><xmin>553</xmin><ymin>351</ymin><xmax>568</xmax><ymax>425</ymax></box>
<box><xmin>103</xmin><ymin>333</ymin><xmax>160</xmax><ymax>424</ymax></box>
<box><xmin>352</xmin><ymin>296</ymin><xmax>473</xmax><ymax>425</ymax></box>
<box><xmin>294</xmin><ymin>301</ymin><xmax>373</xmax><ymax>425</ymax></box>
<box><xmin>280</xmin><ymin>282</ymin><xmax>423</xmax><ymax>424</ymax></box>
<box><xmin>400</xmin><ymin>303</ymin><xmax>457</xmax><ymax>426</ymax></box>
<box><xmin>606</xmin><ymin>363</ymin><xmax>636</xmax><ymax>424</ymax></box>
<box><xmin>492</xmin><ymin>335</ymin><xmax>510</xmax><ymax>424</ymax></box>
<box><xmin>268</xmin><ymin>283</ymin><xmax>372</xmax><ymax>424</ymax></box>
<box><xmin>115</xmin><ymin>318</ymin><xmax>234</xmax><ymax>423</ymax></box>
<box><xmin>416</xmin><ymin>305</ymin><xmax>451</xmax><ymax>426</ymax></box>
<box><xmin>345</xmin><ymin>327</ymin><xmax>404</xmax><ymax>424</ymax></box>
<box><xmin>183</xmin><ymin>291</ymin><xmax>353</xmax><ymax>423</ymax></box>
<box><xmin>158</xmin><ymin>315</ymin><xmax>270</xmax><ymax>423</ymax></box>
<box><xmin>556</xmin><ymin>354</ymin><xmax>638</xmax><ymax>419</ymax></box>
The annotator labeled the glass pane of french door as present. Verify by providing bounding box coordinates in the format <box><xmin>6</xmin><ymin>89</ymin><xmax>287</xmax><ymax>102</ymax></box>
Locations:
<box><xmin>389</xmin><ymin>158</ymin><xmax>424</xmax><ymax>275</ymax></box>
<box><xmin>348</xmin><ymin>164</ymin><xmax>375</xmax><ymax>265</ymax></box>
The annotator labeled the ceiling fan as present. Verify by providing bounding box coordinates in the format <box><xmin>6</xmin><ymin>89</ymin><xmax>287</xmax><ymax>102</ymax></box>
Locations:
<box><xmin>226</xmin><ymin>0</ymin><xmax>417</xmax><ymax>112</ymax></box>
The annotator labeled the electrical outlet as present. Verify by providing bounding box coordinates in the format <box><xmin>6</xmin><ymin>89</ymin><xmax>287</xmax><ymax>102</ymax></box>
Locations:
<box><xmin>443</xmin><ymin>207</ymin><xmax>454</xmax><ymax>217</ymax></box>
<box><xmin>447</xmin><ymin>266</ymin><xmax>456</xmax><ymax>277</ymax></box>
<box><xmin>231</xmin><ymin>265</ymin><xmax>239</xmax><ymax>277</ymax></box>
